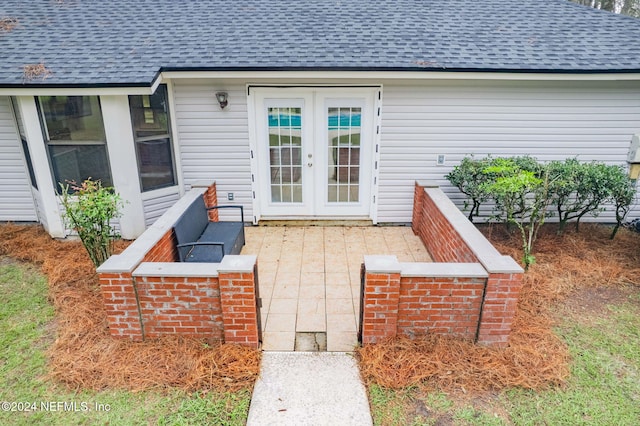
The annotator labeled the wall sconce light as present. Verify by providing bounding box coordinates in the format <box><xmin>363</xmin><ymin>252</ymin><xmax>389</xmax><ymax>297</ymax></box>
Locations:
<box><xmin>215</xmin><ymin>91</ymin><xmax>228</xmax><ymax>109</ymax></box>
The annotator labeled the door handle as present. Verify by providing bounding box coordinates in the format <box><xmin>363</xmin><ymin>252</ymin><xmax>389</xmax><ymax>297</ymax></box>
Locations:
<box><xmin>308</xmin><ymin>162</ymin><xmax>313</xmax><ymax>167</ymax></box>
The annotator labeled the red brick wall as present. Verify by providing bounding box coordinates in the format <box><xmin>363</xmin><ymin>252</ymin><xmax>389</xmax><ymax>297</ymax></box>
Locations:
<box><xmin>218</xmin><ymin>269</ymin><xmax>260</xmax><ymax>349</ymax></box>
<box><xmin>101</xmin><ymin>265</ymin><xmax>260</xmax><ymax>347</ymax></box>
<box><xmin>98</xmin><ymin>182</ymin><xmax>260</xmax><ymax>348</ymax></box>
<box><xmin>397</xmin><ymin>276</ymin><xmax>485</xmax><ymax>339</ymax></box>
<box><xmin>412</xmin><ymin>183</ymin><xmax>478</xmax><ymax>263</ymax></box>
<box><xmin>135</xmin><ymin>275</ymin><xmax>224</xmax><ymax>341</ymax></box>
<box><xmin>361</xmin><ymin>272</ymin><xmax>401</xmax><ymax>344</ymax></box>
<box><xmin>360</xmin><ymin>183</ymin><xmax>524</xmax><ymax>348</ymax></box>
<box><xmin>99</xmin><ymin>272</ymin><xmax>143</xmax><ymax>341</ymax></box>
<box><xmin>203</xmin><ymin>183</ymin><xmax>219</xmax><ymax>222</ymax></box>
<box><xmin>361</xmin><ymin>271</ymin><xmax>486</xmax><ymax>344</ymax></box>
<box><xmin>143</xmin><ymin>229</ymin><xmax>178</xmax><ymax>262</ymax></box>
<box><xmin>477</xmin><ymin>272</ymin><xmax>523</xmax><ymax>346</ymax></box>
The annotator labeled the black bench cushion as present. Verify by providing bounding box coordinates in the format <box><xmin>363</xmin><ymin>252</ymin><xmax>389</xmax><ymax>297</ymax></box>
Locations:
<box><xmin>186</xmin><ymin>222</ymin><xmax>245</xmax><ymax>263</ymax></box>
<box><xmin>173</xmin><ymin>195</ymin><xmax>245</xmax><ymax>263</ymax></box>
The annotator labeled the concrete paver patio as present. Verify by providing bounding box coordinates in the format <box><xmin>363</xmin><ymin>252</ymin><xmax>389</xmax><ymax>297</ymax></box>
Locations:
<box><xmin>241</xmin><ymin>226</ymin><xmax>431</xmax><ymax>351</ymax></box>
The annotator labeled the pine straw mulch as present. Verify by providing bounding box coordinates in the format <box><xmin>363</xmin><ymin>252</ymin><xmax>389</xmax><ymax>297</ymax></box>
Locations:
<box><xmin>357</xmin><ymin>222</ymin><xmax>640</xmax><ymax>394</ymax></box>
<box><xmin>0</xmin><ymin>223</ymin><xmax>260</xmax><ymax>393</ymax></box>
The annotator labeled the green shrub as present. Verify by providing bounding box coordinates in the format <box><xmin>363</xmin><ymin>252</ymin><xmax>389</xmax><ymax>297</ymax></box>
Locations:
<box><xmin>606</xmin><ymin>165</ymin><xmax>637</xmax><ymax>239</ymax></box>
<box><xmin>445</xmin><ymin>156</ymin><xmax>493</xmax><ymax>222</ymax></box>
<box><xmin>446</xmin><ymin>156</ymin><xmax>542</xmax><ymax>223</ymax></box>
<box><xmin>510</xmin><ymin>155</ymin><xmax>543</xmax><ymax>175</ymax></box>
<box><xmin>451</xmin><ymin>155</ymin><xmax>637</xmax><ymax>234</ymax></box>
<box><xmin>59</xmin><ymin>179</ymin><xmax>124</xmax><ymax>267</ymax></box>
<box><xmin>481</xmin><ymin>158</ymin><xmax>550</xmax><ymax>270</ymax></box>
<box><xmin>546</xmin><ymin>158</ymin><xmax>596</xmax><ymax>233</ymax></box>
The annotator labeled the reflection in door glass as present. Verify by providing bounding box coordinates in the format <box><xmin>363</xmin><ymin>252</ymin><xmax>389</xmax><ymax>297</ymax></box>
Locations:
<box><xmin>268</xmin><ymin>107</ymin><xmax>303</xmax><ymax>203</ymax></box>
<box><xmin>327</xmin><ymin>107</ymin><xmax>361</xmax><ymax>203</ymax></box>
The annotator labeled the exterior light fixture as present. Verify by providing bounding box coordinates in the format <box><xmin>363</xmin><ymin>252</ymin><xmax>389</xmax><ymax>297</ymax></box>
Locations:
<box><xmin>215</xmin><ymin>91</ymin><xmax>228</xmax><ymax>109</ymax></box>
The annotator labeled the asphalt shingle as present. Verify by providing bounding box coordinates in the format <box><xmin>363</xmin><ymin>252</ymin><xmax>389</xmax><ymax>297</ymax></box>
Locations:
<box><xmin>1</xmin><ymin>0</ymin><xmax>640</xmax><ymax>87</ymax></box>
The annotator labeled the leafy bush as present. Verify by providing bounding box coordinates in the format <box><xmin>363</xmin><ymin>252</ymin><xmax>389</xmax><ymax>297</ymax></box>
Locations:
<box><xmin>481</xmin><ymin>158</ymin><xmax>550</xmax><ymax>270</ymax></box>
<box><xmin>606</xmin><ymin>165</ymin><xmax>637</xmax><ymax>239</ymax></box>
<box><xmin>546</xmin><ymin>159</ymin><xmax>601</xmax><ymax>233</ymax></box>
<box><xmin>447</xmin><ymin>155</ymin><xmax>638</xmax><ymax>266</ymax></box>
<box><xmin>547</xmin><ymin>160</ymin><xmax>635</xmax><ymax>235</ymax></box>
<box><xmin>445</xmin><ymin>156</ymin><xmax>493</xmax><ymax>222</ymax></box>
<box><xmin>446</xmin><ymin>156</ymin><xmax>542</xmax><ymax>223</ymax></box>
<box><xmin>59</xmin><ymin>179</ymin><xmax>124</xmax><ymax>267</ymax></box>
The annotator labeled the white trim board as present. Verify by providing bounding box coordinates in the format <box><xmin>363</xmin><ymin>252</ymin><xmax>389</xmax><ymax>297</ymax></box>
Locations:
<box><xmin>162</xmin><ymin>70</ymin><xmax>640</xmax><ymax>82</ymax></box>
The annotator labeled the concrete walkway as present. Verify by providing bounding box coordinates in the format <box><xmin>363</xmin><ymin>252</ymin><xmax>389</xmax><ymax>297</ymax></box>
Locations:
<box><xmin>247</xmin><ymin>352</ymin><xmax>372</xmax><ymax>425</ymax></box>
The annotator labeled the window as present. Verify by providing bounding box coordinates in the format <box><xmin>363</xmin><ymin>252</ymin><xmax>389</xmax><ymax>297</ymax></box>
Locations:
<box><xmin>11</xmin><ymin>97</ymin><xmax>37</xmax><ymax>189</ymax></box>
<box><xmin>129</xmin><ymin>85</ymin><xmax>176</xmax><ymax>192</ymax></box>
<box><xmin>37</xmin><ymin>95</ymin><xmax>112</xmax><ymax>189</ymax></box>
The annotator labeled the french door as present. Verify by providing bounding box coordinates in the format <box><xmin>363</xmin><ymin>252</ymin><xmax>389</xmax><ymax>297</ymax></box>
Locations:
<box><xmin>251</xmin><ymin>88</ymin><xmax>377</xmax><ymax>218</ymax></box>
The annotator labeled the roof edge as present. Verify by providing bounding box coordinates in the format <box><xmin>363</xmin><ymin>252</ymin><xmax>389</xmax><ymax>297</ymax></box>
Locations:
<box><xmin>3</xmin><ymin>66</ymin><xmax>640</xmax><ymax>91</ymax></box>
<box><xmin>159</xmin><ymin>65</ymin><xmax>640</xmax><ymax>75</ymax></box>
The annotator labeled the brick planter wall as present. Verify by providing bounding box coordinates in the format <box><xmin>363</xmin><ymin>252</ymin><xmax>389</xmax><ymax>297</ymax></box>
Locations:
<box><xmin>398</xmin><ymin>275</ymin><xmax>486</xmax><ymax>338</ymax></box>
<box><xmin>97</xmin><ymin>182</ymin><xmax>260</xmax><ymax>348</ymax></box>
<box><xmin>361</xmin><ymin>181</ymin><xmax>524</xmax><ymax>348</ymax></box>
<box><xmin>133</xmin><ymin>264</ymin><xmax>224</xmax><ymax>340</ymax></box>
<box><xmin>361</xmin><ymin>258</ymin><xmax>489</xmax><ymax>344</ymax></box>
<box><xmin>99</xmin><ymin>271</ymin><xmax>143</xmax><ymax>340</ymax></box>
<box><xmin>411</xmin><ymin>183</ymin><xmax>478</xmax><ymax>263</ymax></box>
<box><xmin>143</xmin><ymin>229</ymin><xmax>178</xmax><ymax>262</ymax></box>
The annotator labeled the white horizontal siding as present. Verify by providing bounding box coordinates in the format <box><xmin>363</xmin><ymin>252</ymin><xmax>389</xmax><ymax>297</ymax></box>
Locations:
<box><xmin>168</xmin><ymin>78</ymin><xmax>640</xmax><ymax>225</ymax></box>
<box><xmin>142</xmin><ymin>190</ymin><xmax>181</xmax><ymax>227</ymax></box>
<box><xmin>0</xmin><ymin>96</ymin><xmax>37</xmax><ymax>221</ymax></box>
<box><xmin>32</xmin><ymin>189</ymin><xmax>47</xmax><ymax>229</ymax></box>
<box><xmin>172</xmin><ymin>81</ymin><xmax>252</xmax><ymax>221</ymax></box>
<box><xmin>377</xmin><ymin>80</ymin><xmax>640</xmax><ymax>223</ymax></box>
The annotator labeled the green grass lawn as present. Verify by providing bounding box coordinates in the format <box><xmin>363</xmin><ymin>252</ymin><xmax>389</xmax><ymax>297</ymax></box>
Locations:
<box><xmin>0</xmin><ymin>261</ymin><xmax>251</xmax><ymax>426</ymax></box>
<box><xmin>369</xmin><ymin>290</ymin><xmax>640</xmax><ymax>425</ymax></box>
<box><xmin>503</xmin><ymin>296</ymin><xmax>640</xmax><ymax>426</ymax></box>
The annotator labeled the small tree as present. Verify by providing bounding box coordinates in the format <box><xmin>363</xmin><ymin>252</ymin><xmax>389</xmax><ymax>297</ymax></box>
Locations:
<box><xmin>59</xmin><ymin>179</ymin><xmax>124</xmax><ymax>267</ymax></box>
<box><xmin>445</xmin><ymin>156</ymin><xmax>493</xmax><ymax>222</ymax></box>
<box><xmin>482</xmin><ymin>158</ymin><xmax>550</xmax><ymax>271</ymax></box>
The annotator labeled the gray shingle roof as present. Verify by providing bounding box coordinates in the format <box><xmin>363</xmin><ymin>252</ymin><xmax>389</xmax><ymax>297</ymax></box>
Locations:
<box><xmin>2</xmin><ymin>0</ymin><xmax>640</xmax><ymax>87</ymax></box>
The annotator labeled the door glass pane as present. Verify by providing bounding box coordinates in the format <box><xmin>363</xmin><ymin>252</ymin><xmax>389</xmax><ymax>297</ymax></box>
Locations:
<box><xmin>268</xmin><ymin>107</ymin><xmax>303</xmax><ymax>203</ymax></box>
<box><xmin>327</xmin><ymin>107</ymin><xmax>361</xmax><ymax>203</ymax></box>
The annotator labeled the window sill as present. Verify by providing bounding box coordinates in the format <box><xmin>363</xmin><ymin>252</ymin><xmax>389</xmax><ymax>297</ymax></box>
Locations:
<box><xmin>140</xmin><ymin>185</ymin><xmax>181</xmax><ymax>201</ymax></box>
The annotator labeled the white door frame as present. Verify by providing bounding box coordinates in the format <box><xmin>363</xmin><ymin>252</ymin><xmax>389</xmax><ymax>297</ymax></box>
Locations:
<box><xmin>247</xmin><ymin>86</ymin><xmax>381</xmax><ymax>222</ymax></box>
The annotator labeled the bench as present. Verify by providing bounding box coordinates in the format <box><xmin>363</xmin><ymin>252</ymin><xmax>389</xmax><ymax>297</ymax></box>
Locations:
<box><xmin>173</xmin><ymin>196</ymin><xmax>245</xmax><ymax>263</ymax></box>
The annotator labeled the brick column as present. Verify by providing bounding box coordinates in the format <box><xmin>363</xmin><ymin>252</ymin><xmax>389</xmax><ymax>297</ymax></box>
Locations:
<box><xmin>203</xmin><ymin>182</ymin><xmax>219</xmax><ymax>222</ymax></box>
<box><xmin>361</xmin><ymin>256</ymin><xmax>402</xmax><ymax>344</ymax></box>
<box><xmin>477</xmin><ymin>257</ymin><xmax>524</xmax><ymax>347</ymax></box>
<box><xmin>218</xmin><ymin>255</ymin><xmax>260</xmax><ymax>348</ymax></box>
<box><xmin>98</xmin><ymin>270</ymin><xmax>144</xmax><ymax>341</ymax></box>
<box><xmin>412</xmin><ymin>182</ymin><xmax>425</xmax><ymax>235</ymax></box>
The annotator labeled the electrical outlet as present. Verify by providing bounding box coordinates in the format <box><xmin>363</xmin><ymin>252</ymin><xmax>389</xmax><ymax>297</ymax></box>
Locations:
<box><xmin>437</xmin><ymin>154</ymin><xmax>446</xmax><ymax>166</ymax></box>
<box><xmin>227</xmin><ymin>193</ymin><xmax>234</xmax><ymax>201</ymax></box>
